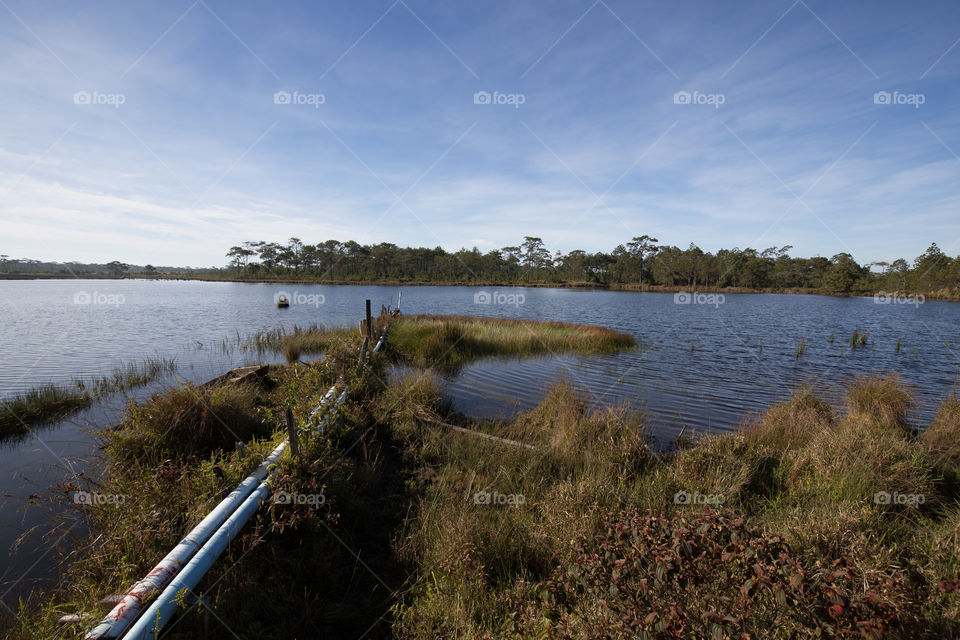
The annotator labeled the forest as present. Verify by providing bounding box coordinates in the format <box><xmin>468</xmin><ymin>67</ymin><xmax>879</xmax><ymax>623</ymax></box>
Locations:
<box><xmin>220</xmin><ymin>236</ymin><xmax>958</xmax><ymax>293</ymax></box>
<box><xmin>3</xmin><ymin>237</ymin><xmax>958</xmax><ymax>294</ymax></box>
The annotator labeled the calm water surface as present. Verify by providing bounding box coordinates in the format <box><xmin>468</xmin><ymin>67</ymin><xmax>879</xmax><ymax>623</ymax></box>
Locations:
<box><xmin>1</xmin><ymin>279</ymin><xmax>959</xmax><ymax>601</ymax></box>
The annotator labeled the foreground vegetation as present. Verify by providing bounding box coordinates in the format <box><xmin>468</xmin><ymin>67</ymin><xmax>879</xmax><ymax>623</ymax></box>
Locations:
<box><xmin>0</xmin><ymin>357</ymin><xmax>176</xmax><ymax>440</ymax></box>
<box><xmin>383</xmin><ymin>372</ymin><xmax>960</xmax><ymax>638</ymax></box>
<box><xmin>5</xmin><ymin>315</ymin><xmax>960</xmax><ymax>638</ymax></box>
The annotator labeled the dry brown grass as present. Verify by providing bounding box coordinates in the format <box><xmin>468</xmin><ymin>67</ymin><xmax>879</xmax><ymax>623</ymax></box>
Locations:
<box><xmin>743</xmin><ymin>384</ymin><xmax>835</xmax><ymax>451</ymax></box>
<box><xmin>922</xmin><ymin>394</ymin><xmax>960</xmax><ymax>470</ymax></box>
<box><xmin>107</xmin><ymin>382</ymin><xmax>270</xmax><ymax>461</ymax></box>
<box><xmin>846</xmin><ymin>373</ymin><xmax>914</xmax><ymax>432</ymax></box>
<box><xmin>387</xmin><ymin>314</ymin><xmax>635</xmax><ymax>368</ymax></box>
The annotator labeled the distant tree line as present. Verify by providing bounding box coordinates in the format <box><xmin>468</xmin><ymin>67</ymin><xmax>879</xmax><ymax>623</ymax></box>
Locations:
<box><xmin>0</xmin><ymin>256</ymin><xmax>216</xmax><ymax>277</ymax></box>
<box><xmin>221</xmin><ymin>237</ymin><xmax>960</xmax><ymax>293</ymax></box>
<box><xmin>4</xmin><ymin>239</ymin><xmax>957</xmax><ymax>293</ymax></box>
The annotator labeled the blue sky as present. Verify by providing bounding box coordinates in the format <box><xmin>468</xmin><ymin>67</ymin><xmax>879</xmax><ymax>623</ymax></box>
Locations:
<box><xmin>1</xmin><ymin>0</ymin><xmax>958</xmax><ymax>267</ymax></box>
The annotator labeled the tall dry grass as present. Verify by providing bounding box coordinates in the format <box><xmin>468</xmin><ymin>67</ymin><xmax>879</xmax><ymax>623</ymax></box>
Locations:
<box><xmin>387</xmin><ymin>314</ymin><xmax>635</xmax><ymax>368</ymax></box>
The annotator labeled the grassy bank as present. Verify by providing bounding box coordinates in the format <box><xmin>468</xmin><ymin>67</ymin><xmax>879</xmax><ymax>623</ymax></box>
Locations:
<box><xmin>387</xmin><ymin>372</ymin><xmax>960</xmax><ymax>638</ymax></box>
<box><xmin>386</xmin><ymin>314</ymin><xmax>635</xmax><ymax>369</ymax></box>
<box><xmin>6</xmin><ymin>316</ymin><xmax>960</xmax><ymax>638</ymax></box>
<box><xmin>0</xmin><ymin>357</ymin><xmax>176</xmax><ymax>440</ymax></box>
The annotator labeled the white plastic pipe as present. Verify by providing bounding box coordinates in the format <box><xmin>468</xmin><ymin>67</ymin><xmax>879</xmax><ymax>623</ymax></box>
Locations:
<box><xmin>85</xmin><ymin>440</ymin><xmax>287</xmax><ymax>639</ymax></box>
<box><xmin>121</xmin><ymin>479</ymin><xmax>275</xmax><ymax>640</ymax></box>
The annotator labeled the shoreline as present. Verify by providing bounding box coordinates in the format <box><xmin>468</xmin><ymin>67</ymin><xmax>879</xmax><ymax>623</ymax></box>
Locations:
<box><xmin>3</xmin><ymin>273</ymin><xmax>959</xmax><ymax>302</ymax></box>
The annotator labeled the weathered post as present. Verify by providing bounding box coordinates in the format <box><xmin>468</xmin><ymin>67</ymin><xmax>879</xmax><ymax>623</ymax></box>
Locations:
<box><xmin>285</xmin><ymin>407</ymin><xmax>298</xmax><ymax>457</ymax></box>
<box><xmin>365</xmin><ymin>299</ymin><xmax>372</xmax><ymax>339</ymax></box>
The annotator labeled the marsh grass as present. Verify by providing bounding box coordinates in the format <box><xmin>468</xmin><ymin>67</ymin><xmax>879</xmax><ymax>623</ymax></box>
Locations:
<box><xmin>0</xmin><ymin>384</ymin><xmax>91</xmax><ymax>437</ymax></box>
<box><xmin>243</xmin><ymin>323</ymin><xmax>357</xmax><ymax>362</ymax></box>
<box><xmin>851</xmin><ymin>328</ymin><xmax>869</xmax><ymax>348</ymax></box>
<box><xmin>6</xmin><ymin>327</ymin><xmax>408</xmax><ymax>639</ymax></box>
<box><xmin>387</xmin><ymin>314</ymin><xmax>635</xmax><ymax>369</ymax></box>
<box><xmin>395</xmin><ymin>373</ymin><xmax>960</xmax><ymax>639</ymax></box>
<box><xmin>87</xmin><ymin>357</ymin><xmax>177</xmax><ymax>397</ymax></box>
<box><xmin>106</xmin><ymin>381</ymin><xmax>271</xmax><ymax>461</ymax></box>
<box><xmin>0</xmin><ymin>357</ymin><xmax>177</xmax><ymax>439</ymax></box>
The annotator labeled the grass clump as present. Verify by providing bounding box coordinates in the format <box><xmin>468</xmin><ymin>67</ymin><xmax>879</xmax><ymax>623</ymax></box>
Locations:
<box><xmin>244</xmin><ymin>323</ymin><xmax>358</xmax><ymax>362</ymax></box>
<box><xmin>107</xmin><ymin>382</ymin><xmax>270</xmax><ymax>461</ymax></box>
<box><xmin>850</xmin><ymin>328</ymin><xmax>869</xmax><ymax>348</ymax></box>
<box><xmin>0</xmin><ymin>357</ymin><xmax>177</xmax><ymax>440</ymax></box>
<box><xmin>387</xmin><ymin>314</ymin><xmax>635</xmax><ymax>369</ymax></box>
<box><xmin>0</xmin><ymin>384</ymin><xmax>91</xmax><ymax>437</ymax></box>
<box><xmin>922</xmin><ymin>393</ymin><xmax>960</xmax><ymax>484</ymax></box>
<box><xmin>87</xmin><ymin>357</ymin><xmax>177</xmax><ymax>397</ymax></box>
<box><xmin>846</xmin><ymin>373</ymin><xmax>913</xmax><ymax>433</ymax></box>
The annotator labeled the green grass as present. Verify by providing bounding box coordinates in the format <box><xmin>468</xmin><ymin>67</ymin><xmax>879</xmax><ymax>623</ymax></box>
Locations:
<box><xmin>0</xmin><ymin>357</ymin><xmax>176</xmax><ymax>440</ymax></box>
<box><xmin>851</xmin><ymin>328</ymin><xmax>869</xmax><ymax>348</ymax></box>
<box><xmin>386</xmin><ymin>314</ymin><xmax>635</xmax><ymax>369</ymax></box>
<box><xmin>243</xmin><ymin>323</ymin><xmax>358</xmax><ymax>362</ymax></box>
<box><xmin>106</xmin><ymin>382</ymin><xmax>272</xmax><ymax>462</ymax></box>
<box><xmin>0</xmin><ymin>384</ymin><xmax>92</xmax><ymax>437</ymax></box>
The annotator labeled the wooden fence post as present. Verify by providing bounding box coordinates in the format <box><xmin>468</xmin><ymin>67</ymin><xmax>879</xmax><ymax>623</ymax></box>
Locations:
<box><xmin>285</xmin><ymin>407</ymin><xmax>298</xmax><ymax>457</ymax></box>
<box><xmin>365</xmin><ymin>299</ymin><xmax>372</xmax><ymax>339</ymax></box>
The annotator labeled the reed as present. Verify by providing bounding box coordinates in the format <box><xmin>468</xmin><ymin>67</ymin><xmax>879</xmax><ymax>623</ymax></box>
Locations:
<box><xmin>0</xmin><ymin>356</ymin><xmax>177</xmax><ymax>440</ymax></box>
<box><xmin>0</xmin><ymin>384</ymin><xmax>91</xmax><ymax>437</ymax></box>
<box><xmin>243</xmin><ymin>323</ymin><xmax>356</xmax><ymax>362</ymax></box>
<box><xmin>850</xmin><ymin>328</ymin><xmax>868</xmax><ymax>348</ymax></box>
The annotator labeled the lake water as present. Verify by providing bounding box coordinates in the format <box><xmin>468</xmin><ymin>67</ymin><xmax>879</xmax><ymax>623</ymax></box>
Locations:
<box><xmin>1</xmin><ymin>279</ymin><xmax>959</xmax><ymax>604</ymax></box>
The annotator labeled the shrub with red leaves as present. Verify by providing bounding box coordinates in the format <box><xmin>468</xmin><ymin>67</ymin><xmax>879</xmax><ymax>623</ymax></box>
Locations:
<box><xmin>504</xmin><ymin>509</ymin><xmax>916</xmax><ymax>639</ymax></box>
